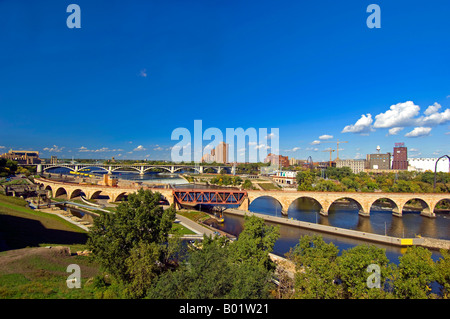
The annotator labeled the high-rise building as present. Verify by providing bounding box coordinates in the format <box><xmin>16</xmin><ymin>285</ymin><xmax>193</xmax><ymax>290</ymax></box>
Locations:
<box><xmin>392</xmin><ymin>143</ymin><xmax>408</xmax><ymax>170</ymax></box>
<box><xmin>264</xmin><ymin>153</ymin><xmax>289</xmax><ymax>168</ymax></box>
<box><xmin>214</xmin><ymin>142</ymin><xmax>229</xmax><ymax>164</ymax></box>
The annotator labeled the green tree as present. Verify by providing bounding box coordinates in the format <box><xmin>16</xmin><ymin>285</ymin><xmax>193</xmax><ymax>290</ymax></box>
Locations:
<box><xmin>287</xmin><ymin>235</ymin><xmax>342</xmax><ymax>299</ymax></box>
<box><xmin>393</xmin><ymin>246</ymin><xmax>436</xmax><ymax>299</ymax></box>
<box><xmin>435</xmin><ymin>249</ymin><xmax>450</xmax><ymax>299</ymax></box>
<box><xmin>241</xmin><ymin>179</ymin><xmax>254</xmax><ymax>190</ymax></box>
<box><xmin>148</xmin><ymin>215</ymin><xmax>279</xmax><ymax>299</ymax></box>
<box><xmin>87</xmin><ymin>188</ymin><xmax>176</xmax><ymax>295</ymax></box>
<box><xmin>230</xmin><ymin>215</ymin><xmax>280</xmax><ymax>271</ymax></box>
<box><xmin>337</xmin><ymin>245</ymin><xmax>392</xmax><ymax>299</ymax></box>
<box><xmin>296</xmin><ymin>170</ymin><xmax>314</xmax><ymax>191</ymax></box>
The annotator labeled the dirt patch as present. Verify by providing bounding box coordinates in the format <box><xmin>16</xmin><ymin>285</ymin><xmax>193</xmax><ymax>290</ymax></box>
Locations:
<box><xmin>0</xmin><ymin>246</ymin><xmax>70</xmax><ymax>270</ymax></box>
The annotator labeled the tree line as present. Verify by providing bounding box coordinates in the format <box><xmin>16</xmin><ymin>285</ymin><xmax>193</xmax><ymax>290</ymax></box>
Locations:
<box><xmin>296</xmin><ymin>167</ymin><xmax>450</xmax><ymax>194</ymax></box>
<box><xmin>86</xmin><ymin>189</ymin><xmax>450</xmax><ymax>299</ymax></box>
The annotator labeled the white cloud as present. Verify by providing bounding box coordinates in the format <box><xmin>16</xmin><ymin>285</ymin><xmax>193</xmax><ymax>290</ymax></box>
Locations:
<box><xmin>78</xmin><ymin>146</ymin><xmax>123</xmax><ymax>153</ymax></box>
<box><xmin>404</xmin><ymin>127</ymin><xmax>432</xmax><ymax>138</ymax></box>
<box><xmin>43</xmin><ymin>145</ymin><xmax>64</xmax><ymax>153</ymax></box>
<box><xmin>139</xmin><ymin>69</ymin><xmax>147</xmax><ymax>77</ymax></box>
<box><xmin>285</xmin><ymin>147</ymin><xmax>301</xmax><ymax>152</ymax></box>
<box><xmin>310</xmin><ymin>140</ymin><xmax>321</xmax><ymax>145</ymax></box>
<box><xmin>319</xmin><ymin>134</ymin><xmax>333</xmax><ymax>140</ymax></box>
<box><xmin>417</xmin><ymin>105</ymin><xmax>450</xmax><ymax>126</ymax></box>
<box><xmin>387</xmin><ymin>127</ymin><xmax>404</xmax><ymax>135</ymax></box>
<box><xmin>409</xmin><ymin>148</ymin><xmax>419</xmax><ymax>152</ymax></box>
<box><xmin>255</xmin><ymin>144</ymin><xmax>270</xmax><ymax>150</ymax></box>
<box><xmin>0</xmin><ymin>146</ymin><xmax>5</xmax><ymax>149</ymax></box>
<box><xmin>133</xmin><ymin>145</ymin><xmax>146</xmax><ymax>151</ymax></box>
<box><xmin>373</xmin><ymin>101</ymin><xmax>420</xmax><ymax>128</ymax></box>
<box><xmin>305</xmin><ymin>147</ymin><xmax>319</xmax><ymax>152</ymax></box>
<box><xmin>341</xmin><ymin>114</ymin><xmax>374</xmax><ymax>134</ymax></box>
<box><xmin>423</xmin><ymin>102</ymin><xmax>441</xmax><ymax>116</ymax></box>
<box><xmin>153</xmin><ymin>146</ymin><xmax>163</xmax><ymax>151</ymax></box>
<box><xmin>265</xmin><ymin>133</ymin><xmax>276</xmax><ymax>140</ymax></box>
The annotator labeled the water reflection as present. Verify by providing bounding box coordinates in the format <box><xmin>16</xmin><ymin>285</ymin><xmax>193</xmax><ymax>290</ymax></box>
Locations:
<box><xmin>249</xmin><ymin>196</ymin><xmax>449</xmax><ymax>240</ymax></box>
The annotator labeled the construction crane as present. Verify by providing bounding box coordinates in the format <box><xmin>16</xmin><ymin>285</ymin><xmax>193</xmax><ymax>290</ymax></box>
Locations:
<box><xmin>321</xmin><ymin>139</ymin><xmax>348</xmax><ymax>160</ymax></box>
<box><xmin>322</xmin><ymin>148</ymin><xmax>335</xmax><ymax>167</ymax></box>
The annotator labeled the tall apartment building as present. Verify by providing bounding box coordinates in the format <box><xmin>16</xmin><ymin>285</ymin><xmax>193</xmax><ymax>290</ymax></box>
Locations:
<box><xmin>215</xmin><ymin>142</ymin><xmax>228</xmax><ymax>164</ymax></box>
<box><xmin>392</xmin><ymin>143</ymin><xmax>408</xmax><ymax>170</ymax></box>
<box><xmin>264</xmin><ymin>153</ymin><xmax>289</xmax><ymax>168</ymax></box>
<box><xmin>201</xmin><ymin>142</ymin><xmax>229</xmax><ymax>164</ymax></box>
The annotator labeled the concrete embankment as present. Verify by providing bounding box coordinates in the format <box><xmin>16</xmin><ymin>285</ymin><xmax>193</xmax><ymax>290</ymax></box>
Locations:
<box><xmin>420</xmin><ymin>237</ymin><xmax>450</xmax><ymax>250</ymax></box>
<box><xmin>225</xmin><ymin>209</ymin><xmax>432</xmax><ymax>248</ymax></box>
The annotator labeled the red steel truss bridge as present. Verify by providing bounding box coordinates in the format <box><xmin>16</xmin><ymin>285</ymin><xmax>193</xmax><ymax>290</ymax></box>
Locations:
<box><xmin>172</xmin><ymin>189</ymin><xmax>247</xmax><ymax>206</ymax></box>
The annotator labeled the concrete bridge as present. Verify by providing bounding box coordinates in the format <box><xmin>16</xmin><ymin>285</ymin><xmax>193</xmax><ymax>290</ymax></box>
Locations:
<box><xmin>35</xmin><ymin>178</ymin><xmax>449</xmax><ymax>218</ymax></box>
<box><xmin>29</xmin><ymin>163</ymin><xmax>234</xmax><ymax>175</ymax></box>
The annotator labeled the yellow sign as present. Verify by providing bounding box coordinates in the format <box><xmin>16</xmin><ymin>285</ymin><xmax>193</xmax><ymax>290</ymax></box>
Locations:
<box><xmin>401</xmin><ymin>239</ymin><xmax>413</xmax><ymax>246</ymax></box>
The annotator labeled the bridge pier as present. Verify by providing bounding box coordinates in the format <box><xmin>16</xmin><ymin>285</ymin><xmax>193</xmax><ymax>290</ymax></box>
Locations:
<box><xmin>238</xmin><ymin>198</ymin><xmax>249</xmax><ymax>211</ymax></box>
<box><xmin>319</xmin><ymin>209</ymin><xmax>328</xmax><ymax>217</ymax></box>
<box><xmin>420</xmin><ymin>211</ymin><xmax>436</xmax><ymax>218</ymax></box>
<box><xmin>358</xmin><ymin>210</ymin><xmax>370</xmax><ymax>217</ymax></box>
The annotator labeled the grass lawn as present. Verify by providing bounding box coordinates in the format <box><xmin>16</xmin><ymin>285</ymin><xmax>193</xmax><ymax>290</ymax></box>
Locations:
<box><xmin>0</xmin><ymin>194</ymin><xmax>88</xmax><ymax>251</ymax></box>
<box><xmin>176</xmin><ymin>210</ymin><xmax>211</xmax><ymax>223</ymax></box>
<box><xmin>257</xmin><ymin>183</ymin><xmax>281</xmax><ymax>190</ymax></box>
<box><xmin>0</xmin><ymin>194</ymin><xmax>101</xmax><ymax>298</ymax></box>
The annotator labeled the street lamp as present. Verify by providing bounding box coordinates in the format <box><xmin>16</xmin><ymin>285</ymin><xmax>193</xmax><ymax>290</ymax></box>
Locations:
<box><xmin>433</xmin><ymin>155</ymin><xmax>450</xmax><ymax>191</ymax></box>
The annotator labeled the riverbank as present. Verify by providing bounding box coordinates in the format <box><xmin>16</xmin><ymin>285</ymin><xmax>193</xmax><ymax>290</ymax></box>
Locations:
<box><xmin>224</xmin><ymin>208</ymin><xmax>450</xmax><ymax>250</ymax></box>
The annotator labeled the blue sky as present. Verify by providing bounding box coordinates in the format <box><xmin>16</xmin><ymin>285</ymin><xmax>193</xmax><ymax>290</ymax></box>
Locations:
<box><xmin>0</xmin><ymin>0</ymin><xmax>449</xmax><ymax>162</ymax></box>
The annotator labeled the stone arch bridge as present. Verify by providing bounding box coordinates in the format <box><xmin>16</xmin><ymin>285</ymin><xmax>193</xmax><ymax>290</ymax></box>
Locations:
<box><xmin>241</xmin><ymin>190</ymin><xmax>450</xmax><ymax>218</ymax></box>
<box><xmin>35</xmin><ymin>178</ymin><xmax>175</xmax><ymax>204</ymax></box>
<box><xmin>35</xmin><ymin>178</ymin><xmax>449</xmax><ymax>218</ymax></box>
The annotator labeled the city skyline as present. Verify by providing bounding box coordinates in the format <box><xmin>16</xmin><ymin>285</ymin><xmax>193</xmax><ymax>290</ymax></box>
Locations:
<box><xmin>1</xmin><ymin>1</ymin><xmax>449</xmax><ymax>161</ymax></box>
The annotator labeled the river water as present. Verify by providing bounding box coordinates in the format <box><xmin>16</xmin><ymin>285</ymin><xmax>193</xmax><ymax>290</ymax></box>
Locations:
<box><xmin>215</xmin><ymin>196</ymin><xmax>449</xmax><ymax>263</ymax></box>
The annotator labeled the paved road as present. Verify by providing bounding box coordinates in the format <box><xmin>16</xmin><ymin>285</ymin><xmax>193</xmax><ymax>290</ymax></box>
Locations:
<box><xmin>175</xmin><ymin>213</ymin><xmax>216</xmax><ymax>237</ymax></box>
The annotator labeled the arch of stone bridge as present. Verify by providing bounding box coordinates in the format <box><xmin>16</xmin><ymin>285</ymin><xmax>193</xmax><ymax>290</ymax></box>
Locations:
<box><xmin>324</xmin><ymin>196</ymin><xmax>367</xmax><ymax>216</ymax></box>
<box><xmin>44</xmin><ymin>185</ymin><xmax>53</xmax><ymax>197</ymax></box>
<box><xmin>286</xmin><ymin>196</ymin><xmax>325</xmax><ymax>215</ymax></box>
<box><xmin>90</xmin><ymin>190</ymin><xmax>107</xmax><ymax>200</ymax></box>
<box><xmin>434</xmin><ymin>198</ymin><xmax>450</xmax><ymax>213</ymax></box>
<box><xmin>110</xmin><ymin>192</ymin><xmax>128</xmax><ymax>203</ymax></box>
<box><xmin>247</xmin><ymin>195</ymin><xmax>286</xmax><ymax>215</ymax></box>
<box><xmin>401</xmin><ymin>197</ymin><xmax>432</xmax><ymax>216</ymax></box>
<box><xmin>54</xmin><ymin>187</ymin><xmax>68</xmax><ymax>199</ymax></box>
<box><xmin>69</xmin><ymin>189</ymin><xmax>87</xmax><ymax>199</ymax></box>
<box><xmin>369</xmin><ymin>197</ymin><xmax>401</xmax><ymax>216</ymax></box>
